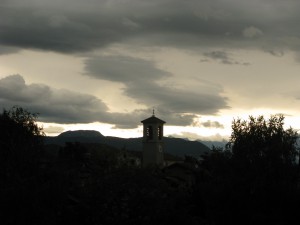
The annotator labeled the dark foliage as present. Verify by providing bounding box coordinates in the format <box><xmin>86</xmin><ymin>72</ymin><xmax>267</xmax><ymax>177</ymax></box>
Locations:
<box><xmin>228</xmin><ymin>115</ymin><xmax>299</xmax><ymax>192</ymax></box>
<box><xmin>0</xmin><ymin>107</ymin><xmax>203</xmax><ymax>224</ymax></box>
<box><xmin>2</xmin><ymin>109</ymin><xmax>300</xmax><ymax>225</ymax></box>
<box><xmin>0</xmin><ymin>106</ymin><xmax>44</xmax><ymax>183</ymax></box>
<box><xmin>194</xmin><ymin>115</ymin><xmax>300</xmax><ymax>225</ymax></box>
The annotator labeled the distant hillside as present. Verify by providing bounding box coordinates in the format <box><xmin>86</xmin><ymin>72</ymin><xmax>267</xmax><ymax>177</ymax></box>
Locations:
<box><xmin>200</xmin><ymin>140</ymin><xmax>228</xmax><ymax>149</ymax></box>
<box><xmin>58</xmin><ymin>130</ymin><xmax>104</xmax><ymax>138</ymax></box>
<box><xmin>44</xmin><ymin>130</ymin><xmax>210</xmax><ymax>157</ymax></box>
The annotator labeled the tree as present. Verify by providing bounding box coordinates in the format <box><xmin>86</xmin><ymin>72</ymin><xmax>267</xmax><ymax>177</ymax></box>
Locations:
<box><xmin>227</xmin><ymin>115</ymin><xmax>298</xmax><ymax>191</ymax></box>
<box><xmin>0</xmin><ymin>106</ymin><xmax>44</xmax><ymax>181</ymax></box>
<box><xmin>194</xmin><ymin>116</ymin><xmax>300</xmax><ymax>225</ymax></box>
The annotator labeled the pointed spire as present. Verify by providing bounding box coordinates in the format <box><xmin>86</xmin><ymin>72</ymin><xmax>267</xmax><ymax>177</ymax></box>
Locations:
<box><xmin>152</xmin><ymin>108</ymin><xmax>155</xmax><ymax>117</ymax></box>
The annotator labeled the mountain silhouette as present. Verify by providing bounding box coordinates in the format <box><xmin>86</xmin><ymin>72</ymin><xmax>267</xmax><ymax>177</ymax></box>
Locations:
<box><xmin>58</xmin><ymin>130</ymin><xmax>104</xmax><ymax>138</ymax></box>
<box><xmin>45</xmin><ymin>130</ymin><xmax>210</xmax><ymax>157</ymax></box>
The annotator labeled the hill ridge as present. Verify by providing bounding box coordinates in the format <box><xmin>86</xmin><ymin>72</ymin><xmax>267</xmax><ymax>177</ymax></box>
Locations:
<box><xmin>58</xmin><ymin>130</ymin><xmax>104</xmax><ymax>138</ymax></box>
<box><xmin>45</xmin><ymin>130</ymin><xmax>211</xmax><ymax>157</ymax></box>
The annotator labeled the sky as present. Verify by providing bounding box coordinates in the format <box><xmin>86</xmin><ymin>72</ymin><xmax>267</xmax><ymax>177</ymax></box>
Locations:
<box><xmin>1</xmin><ymin>0</ymin><xmax>300</xmax><ymax>141</ymax></box>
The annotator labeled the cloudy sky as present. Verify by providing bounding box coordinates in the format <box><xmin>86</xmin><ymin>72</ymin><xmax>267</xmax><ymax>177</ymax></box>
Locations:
<box><xmin>1</xmin><ymin>0</ymin><xmax>300</xmax><ymax>140</ymax></box>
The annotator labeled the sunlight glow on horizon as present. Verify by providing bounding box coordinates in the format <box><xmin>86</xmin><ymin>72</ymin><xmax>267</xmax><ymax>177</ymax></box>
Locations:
<box><xmin>40</xmin><ymin>107</ymin><xmax>300</xmax><ymax>142</ymax></box>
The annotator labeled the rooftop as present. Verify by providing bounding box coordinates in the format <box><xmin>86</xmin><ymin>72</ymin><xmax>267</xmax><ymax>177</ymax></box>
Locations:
<box><xmin>141</xmin><ymin>115</ymin><xmax>166</xmax><ymax>124</ymax></box>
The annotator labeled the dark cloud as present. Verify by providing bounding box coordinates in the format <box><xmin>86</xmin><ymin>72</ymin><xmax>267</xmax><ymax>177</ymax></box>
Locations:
<box><xmin>202</xmin><ymin>50</ymin><xmax>250</xmax><ymax>65</ymax></box>
<box><xmin>1</xmin><ymin>0</ymin><xmax>300</xmax><ymax>54</ymax></box>
<box><xmin>125</xmin><ymin>82</ymin><xmax>228</xmax><ymax>114</ymax></box>
<box><xmin>84</xmin><ymin>55</ymin><xmax>171</xmax><ymax>82</ymax></box>
<box><xmin>84</xmin><ymin>55</ymin><xmax>229</xmax><ymax>116</ymax></box>
<box><xmin>0</xmin><ymin>74</ymin><xmax>219</xmax><ymax>128</ymax></box>
<box><xmin>0</xmin><ymin>74</ymin><xmax>109</xmax><ymax>123</ymax></box>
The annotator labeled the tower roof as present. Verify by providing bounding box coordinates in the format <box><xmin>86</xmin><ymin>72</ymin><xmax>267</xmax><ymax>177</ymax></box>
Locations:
<box><xmin>141</xmin><ymin>115</ymin><xmax>166</xmax><ymax>124</ymax></box>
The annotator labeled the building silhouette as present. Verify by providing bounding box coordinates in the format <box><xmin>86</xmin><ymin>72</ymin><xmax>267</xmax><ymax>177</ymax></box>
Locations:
<box><xmin>141</xmin><ymin>111</ymin><xmax>166</xmax><ymax>167</ymax></box>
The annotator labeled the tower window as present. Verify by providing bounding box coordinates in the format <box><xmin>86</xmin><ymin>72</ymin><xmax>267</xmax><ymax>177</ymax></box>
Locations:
<box><xmin>146</xmin><ymin>126</ymin><xmax>153</xmax><ymax>140</ymax></box>
<box><xmin>158</xmin><ymin>126</ymin><xmax>163</xmax><ymax>140</ymax></box>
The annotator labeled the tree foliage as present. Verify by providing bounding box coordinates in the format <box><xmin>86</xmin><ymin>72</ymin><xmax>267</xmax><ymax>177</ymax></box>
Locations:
<box><xmin>229</xmin><ymin>115</ymin><xmax>298</xmax><ymax>165</ymax></box>
<box><xmin>2</xmin><ymin>108</ymin><xmax>300</xmax><ymax>225</ymax></box>
<box><xmin>0</xmin><ymin>106</ymin><xmax>44</xmax><ymax>144</ymax></box>
<box><xmin>227</xmin><ymin>115</ymin><xmax>299</xmax><ymax>192</ymax></box>
<box><xmin>195</xmin><ymin>115</ymin><xmax>300</xmax><ymax>224</ymax></box>
<box><xmin>0</xmin><ymin>106</ymin><xmax>44</xmax><ymax>181</ymax></box>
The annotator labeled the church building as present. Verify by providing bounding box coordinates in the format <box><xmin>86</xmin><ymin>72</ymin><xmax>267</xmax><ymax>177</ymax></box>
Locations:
<box><xmin>141</xmin><ymin>111</ymin><xmax>166</xmax><ymax>167</ymax></box>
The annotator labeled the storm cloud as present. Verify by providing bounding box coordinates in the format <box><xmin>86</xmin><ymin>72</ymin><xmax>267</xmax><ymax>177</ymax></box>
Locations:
<box><xmin>0</xmin><ymin>75</ymin><xmax>109</xmax><ymax>123</ymax></box>
<box><xmin>0</xmin><ymin>74</ymin><xmax>219</xmax><ymax>128</ymax></box>
<box><xmin>85</xmin><ymin>55</ymin><xmax>171</xmax><ymax>82</ymax></box>
<box><xmin>84</xmin><ymin>54</ymin><xmax>229</xmax><ymax>116</ymax></box>
<box><xmin>2</xmin><ymin>0</ymin><xmax>300</xmax><ymax>136</ymax></box>
<box><xmin>1</xmin><ymin>0</ymin><xmax>300</xmax><ymax>54</ymax></box>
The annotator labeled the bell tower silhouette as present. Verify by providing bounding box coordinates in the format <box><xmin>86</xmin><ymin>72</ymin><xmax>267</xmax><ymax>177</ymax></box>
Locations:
<box><xmin>141</xmin><ymin>110</ymin><xmax>166</xmax><ymax>167</ymax></box>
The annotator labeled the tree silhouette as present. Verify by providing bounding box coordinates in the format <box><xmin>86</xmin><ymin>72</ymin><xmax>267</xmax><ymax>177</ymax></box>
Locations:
<box><xmin>0</xmin><ymin>106</ymin><xmax>44</xmax><ymax>182</ymax></box>
<box><xmin>227</xmin><ymin>115</ymin><xmax>298</xmax><ymax>193</ymax></box>
<box><xmin>195</xmin><ymin>115</ymin><xmax>300</xmax><ymax>225</ymax></box>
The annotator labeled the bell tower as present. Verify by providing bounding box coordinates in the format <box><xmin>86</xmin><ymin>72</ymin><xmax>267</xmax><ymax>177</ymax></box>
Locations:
<box><xmin>141</xmin><ymin>111</ymin><xmax>166</xmax><ymax>167</ymax></box>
